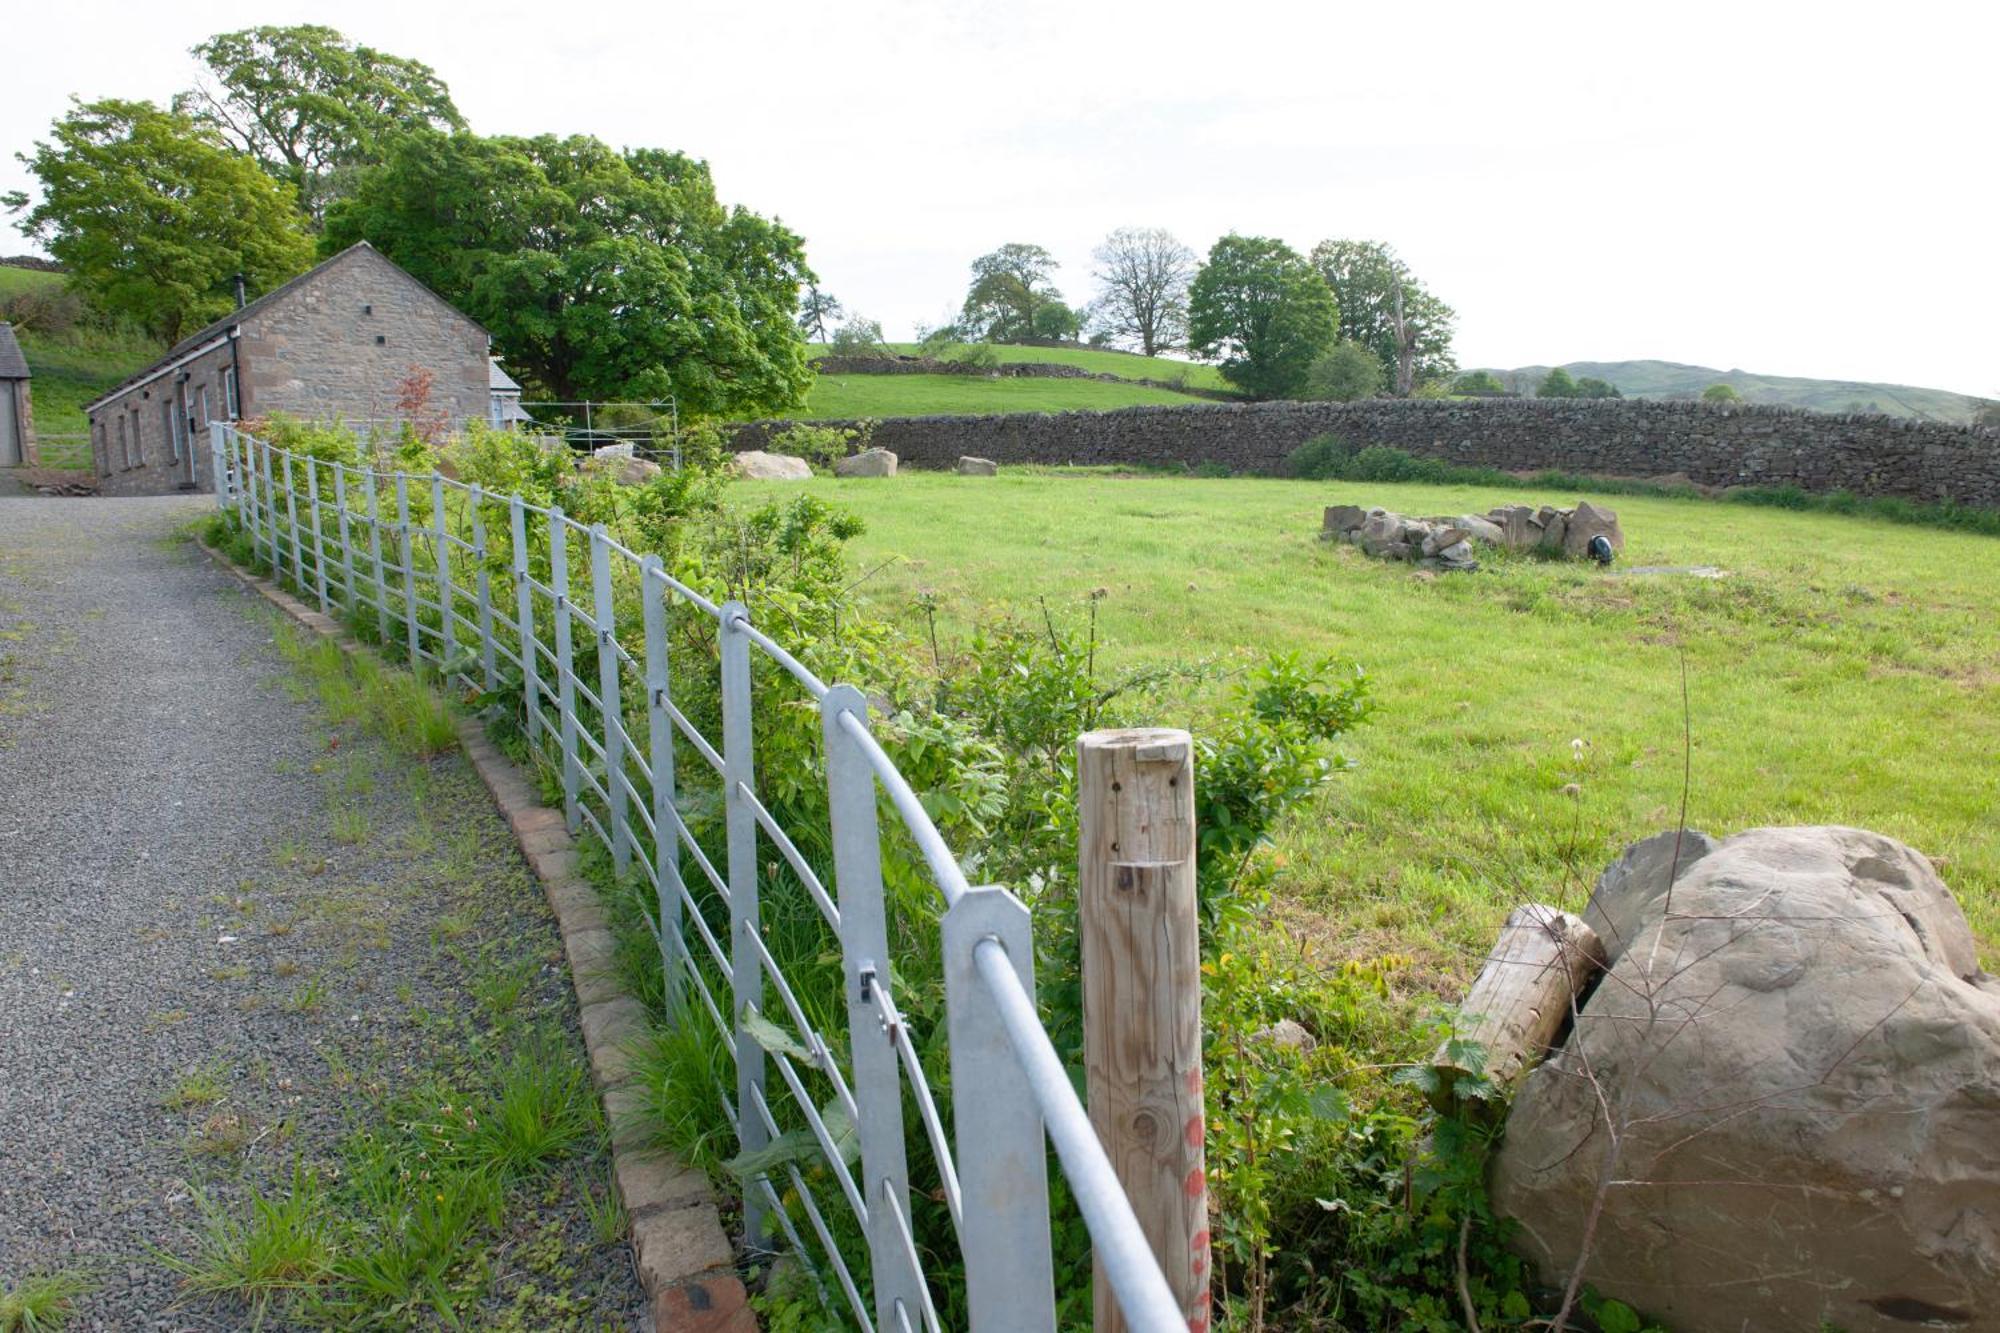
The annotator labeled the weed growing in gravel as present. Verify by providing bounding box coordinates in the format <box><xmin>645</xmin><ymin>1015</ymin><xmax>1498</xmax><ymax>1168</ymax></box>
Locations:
<box><xmin>581</xmin><ymin>1173</ymin><xmax>626</xmax><ymax>1246</ymax></box>
<box><xmin>273</xmin><ymin>630</ymin><xmax>458</xmax><ymax>761</ymax></box>
<box><xmin>162</xmin><ymin>1066</ymin><xmax>227</xmax><ymax>1111</ymax></box>
<box><xmin>0</xmin><ymin>1268</ymin><xmax>91</xmax><ymax>1331</ymax></box>
<box><xmin>166</xmin><ymin>1168</ymin><xmax>335</xmax><ymax>1323</ymax></box>
<box><xmin>328</xmin><ymin>805</ymin><xmax>370</xmax><ymax>845</ymax></box>
<box><xmin>287</xmin><ymin>976</ymin><xmax>327</xmax><ymax>1014</ymax></box>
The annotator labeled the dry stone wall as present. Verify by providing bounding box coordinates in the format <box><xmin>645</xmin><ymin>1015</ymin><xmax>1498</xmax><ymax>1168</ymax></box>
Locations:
<box><xmin>734</xmin><ymin>399</ymin><xmax>2000</xmax><ymax>506</ymax></box>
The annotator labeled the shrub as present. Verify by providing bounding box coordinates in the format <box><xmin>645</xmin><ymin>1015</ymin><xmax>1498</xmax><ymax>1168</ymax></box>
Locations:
<box><xmin>1303</xmin><ymin>341</ymin><xmax>1384</xmax><ymax>402</ymax></box>
<box><xmin>828</xmin><ymin>316</ymin><xmax>888</xmax><ymax>358</ymax></box>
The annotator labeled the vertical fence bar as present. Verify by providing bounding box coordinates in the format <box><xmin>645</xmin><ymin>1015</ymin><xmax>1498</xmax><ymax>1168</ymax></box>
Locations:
<box><xmin>394</xmin><ymin>473</ymin><xmax>420</xmax><ymax>664</ymax></box>
<box><xmin>550</xmin><ymin>509</ymin><xmax>582</xmax><ymax>830</ymax></box>
<box><xmin>639</xmin><ymin>558</ymin><xmax>682</xmax><ymax>990</ymax></box>
<box><xmin>364</xmin><ymin>470</ymin><xmax>390</xmax><ymax>642</ymax></box>
<box><xmin>281</xmin><ymin>451</ymin><xmax>303</xmax><ymax>589</ymax></box>
<box><xmin>1078</xmin><ymin>728</ymin><xmax>1209</xmax><ymax>1333</ymax></box>
<box><xmin>510</xmin><ymin>497</ymin><xmax>542</xmax><ymax>743</ymax></box>
<box><xmin>237</xmin><ymin>433</ymin><xmax>260</xmax><ymax>557</ymax></box>
<box><xmin>590</xmin><ymin>527</ymin><xmax>630</xmax><ymax>874</ymax></box>
<box><xmin>719</xmin><ymin>601</ymin><xmax>769</xmax><ymax>1248</ymax></box>
<box><xmin>944</xmin><ymin>885</ymin><xmax>1057</xmax><ymax>1331</ymax></box>
<box><xmin>333</xmin><ymin>464</ymin><xmax>356</xmax><ymax>617</ymax></box>
<box><xmin>305</xmin><ymin>459</ymin><xmax>331</xmax><ymax>613</ymax></box>
<box><xmin>469</xmin><ymin>485</ymin><xmax>498</xmax><ymax>694</ymax></box>
<box><xmin>208</xmin><ymin>421</ymin><xmax>227</xmax><ymax>500</ymax></box>
<box><xmin>260</xmin><ymin>440</ymin><xmax>280</xmax><ymax>576</ymax></box>
<box><xmin>821</xmin><ymin>684</ymin><xmax>923</xmax><ymax>1325</ymax></box>
<box><xmin>431</xmin><ymin>475</ymin><xmax>457</xmax><ymax>677</ymax></box>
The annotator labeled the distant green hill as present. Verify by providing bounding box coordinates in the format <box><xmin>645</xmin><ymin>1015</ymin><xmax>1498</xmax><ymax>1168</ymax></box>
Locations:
<box><xmin>1</xmin><ymin>264</ymin><xmax>157</xmax><ymax>444</ymax></box>
<box><xmin>1475</xmin><ymin>359</ymin><xmax>1990</xmax><ymax>425</ymax></box>
<box><xmin>792</xmin><ymin>340</ymin><xmax>1228</xmax><ymax>419</ymax></box>
<box><xmin>811</xmin><ymin>341</ymin><xmax>1234</xmax><ymax>391</ymax></box>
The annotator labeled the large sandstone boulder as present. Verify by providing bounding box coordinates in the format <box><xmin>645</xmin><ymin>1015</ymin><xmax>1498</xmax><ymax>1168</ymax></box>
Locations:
<box><xmin>956</xmin><ymin>455</ymin><xmax>998</xmax><ymax>476</ymax></box>
<box><xmin>732</xmin><ymin>450</ymin><xmax>813</xmax><ymax>481</ymax></box>
<box><xmin>1491</xmin><ymin>826</ymin><xmax>2000</xmax><ymax>1332</ymax></box>
<box><xmin>833</xmin><ymin>447</ymin><xmax>898</xmax><ymax>478</ymax></box>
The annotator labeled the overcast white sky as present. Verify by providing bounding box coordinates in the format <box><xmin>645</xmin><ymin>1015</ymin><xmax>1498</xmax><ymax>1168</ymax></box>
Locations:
<box><xmin>5</xmin><ymin>1</ymin><xmax>1995</xmax><ymax>395</ymax></box>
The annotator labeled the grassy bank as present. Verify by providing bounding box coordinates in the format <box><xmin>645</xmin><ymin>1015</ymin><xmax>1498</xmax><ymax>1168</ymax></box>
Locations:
<box><xmin>795</xmin><ymin>371</ymin><xmax>1210</xmax><ymax>419</ymax></box>
<box><xmin>772</xmin><ymin>469</ymin><xmax>2000</xmax><ymax>972</ymax></box>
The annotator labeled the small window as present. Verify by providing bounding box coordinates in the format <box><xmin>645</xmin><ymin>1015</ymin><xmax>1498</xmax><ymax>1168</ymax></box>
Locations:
<box><xmin>96</xmin><ymin>422</ymin><xmax>110</xmax><ymax>477</ymax></box>
<box><xmin>374</xmin><ymin>335</ymin><xmax>386</xmax><ymax>345</ymax></box>
<box><xmin>116</xmin><ymin>414</ymin><xmax>130</xmax><ymax>469</ymax></box>
<box><xmin>222</xmin><ymin>367</ymin><xmax>239</xmax><ymax>419</ymax></box>
<box><xmin>165</xmin><ymin>401</ymin><xmax>180</xmax><ymax>464</ymax></box>
<box><xmin>130</xmin><ymin>408</ymin><xmax>144</xmax><ymax>465</ymax></box>
<box><xmin>196</xmin><ymin>384</ymin><xmax>210</xmax><ymax>431</ymax></box>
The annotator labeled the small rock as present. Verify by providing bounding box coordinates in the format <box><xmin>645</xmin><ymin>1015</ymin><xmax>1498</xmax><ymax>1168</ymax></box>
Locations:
<box><xmin>731</xmin><ymin>451</ymin><xmax>813</xmax><ymax>481</ymax></box>
<box><xmin>1252</xmin><ymin>1018</ymin><xmax>1316</xmax><ymax>1051</ymax></box>
<box><xmin>955</xmin><ymin>455</ymin><xmax>998</xmax><ymax>476</ymax></box>
<box><xmin>834</xmin><ymin>447</ymin><xmax>898</xmax><ymax>478</ymax></box>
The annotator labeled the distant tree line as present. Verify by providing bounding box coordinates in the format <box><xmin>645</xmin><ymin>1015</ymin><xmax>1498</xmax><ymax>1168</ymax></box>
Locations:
<box><xmin>807</xmin><ymin>229</ymin><xmax>1462</xmax><ymax>403</ymax></box>
<box><xmin>6</xmin><ymin>25</ymin><xmax>815</xmax><ymax>419</ymax></box>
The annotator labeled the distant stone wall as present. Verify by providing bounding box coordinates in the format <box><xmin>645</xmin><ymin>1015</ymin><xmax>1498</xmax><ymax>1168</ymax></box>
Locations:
<box><xmin>733</xmin><ymin>399</ymin><xmax>2000</xmax><ymax>506</ymax></box>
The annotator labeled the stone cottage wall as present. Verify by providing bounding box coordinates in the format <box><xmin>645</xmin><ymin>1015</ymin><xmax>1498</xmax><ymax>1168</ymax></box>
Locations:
<box><xmin>91</xmin><ymin>341</ymin><xmax>237</xmax><ymax>497</ymax></box>
<box><xmin>89</xmin><ymin>246</ymin><xmax>490</xmax><ymax>496</ymax></box>
<box><xmin>237</xmin><ymin>246</ymin><xmax>488</xmax><ymax>430</ymax></box>
<box><xmin>732</xmin><ymin>399</ymin><xmax>2000</xmax><ymax>506</ymax></box>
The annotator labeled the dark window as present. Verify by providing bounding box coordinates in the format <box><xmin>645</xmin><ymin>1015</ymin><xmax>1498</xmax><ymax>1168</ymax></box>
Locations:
<box><xmin>130</xmin><ymin>408</ymin><xmax>144</xmax><ymax>465</ymax></box>
<box><xmin>222</xmin><ymin>367</ymin><xmax>239</xmax><ymax>419</ymax></box>
<box><xmin>374</xmin><ymin>335</ymin><xmax>386</xmax><ymax>345</ymax></box>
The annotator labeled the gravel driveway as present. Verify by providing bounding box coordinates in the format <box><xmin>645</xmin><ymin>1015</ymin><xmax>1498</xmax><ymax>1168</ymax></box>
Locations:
<box><xmin>0</xmin><ymin>497</ymin><xmax>644</xmax><ymax>1328</ymax></box>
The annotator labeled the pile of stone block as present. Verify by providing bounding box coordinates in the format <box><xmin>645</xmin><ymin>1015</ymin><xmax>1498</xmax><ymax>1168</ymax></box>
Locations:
<box><xmin>1322</xmin><ymin>500</ymin><xmax>1623</xmax><ymax>571</ymax></box>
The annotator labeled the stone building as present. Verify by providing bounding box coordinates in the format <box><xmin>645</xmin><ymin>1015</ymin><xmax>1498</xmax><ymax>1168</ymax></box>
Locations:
<box><xmin>85</xmin><ymin>243</ymin><xmax>492</xmax><ymax>496</ymax></box>
<box><xmin>0</xmin><ymin>322</ymin><xmax>31</xmax><ymax>468</ymax></box>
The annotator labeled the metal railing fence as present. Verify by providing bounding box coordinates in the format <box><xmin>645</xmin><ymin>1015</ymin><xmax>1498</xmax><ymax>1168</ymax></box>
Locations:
<box><xmin>207</xmin><ymin>424</ymin><xmax>1182</xmax><ymax>1332</ymax></box>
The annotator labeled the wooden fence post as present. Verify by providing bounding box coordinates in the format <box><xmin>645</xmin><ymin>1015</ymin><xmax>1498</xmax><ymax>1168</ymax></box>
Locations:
<box><xmin>1078</xmin><ymin>727</ymin><xmax>1209</xmax><ymax>1333</ymax></box>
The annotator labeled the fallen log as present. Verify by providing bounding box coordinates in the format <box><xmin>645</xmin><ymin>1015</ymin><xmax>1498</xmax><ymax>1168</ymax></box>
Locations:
<box><xmin>1429</xmin><ymin>903</ymin><xmax>1606</xmax><ymax>1111</ymax></box>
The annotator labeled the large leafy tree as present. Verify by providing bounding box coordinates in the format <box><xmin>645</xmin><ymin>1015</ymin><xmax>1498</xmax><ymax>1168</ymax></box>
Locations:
<box><xmin>323</xmin><ymin>131</ymin><xmax>814</xmax><ymax>417</ymax></box>
<box><xmin>1087</xmin><ymin>226</ymin><xmax>1195</xmax><ymax>357</ymax></box>
<box><xmin>958</xmin><ymin>243</ymin><xmax>1074</xmax><ymax>343</ymax></box>
<box><xmin>6</xmin><ymin>99</ymin><xmax>313</xmax><ymax>346</ymax></box>
<box><xmin>1308</xmin><ymin>240</ymin><xmax>1456</xmax><ymax>395</ymax></box>
<box><xmin>176</xmin><ymin>25</ymin><xmax>463</xmax><ymax>224</ymax></box>
<box><xmin>1187</xmin><ymin>235</ymin><xmax>1339</xmax><ymax>399</ymax></box>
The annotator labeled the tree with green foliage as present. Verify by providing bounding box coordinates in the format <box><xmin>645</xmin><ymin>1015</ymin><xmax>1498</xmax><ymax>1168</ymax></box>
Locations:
<box><xmin>1703</xmin><ymin>382</ymin><xmax>1742</xmax><ymax>403</ymax></box>
<box><xmin>797</xmin><ymin>286</ymin><xmax>843</xmax><ymax>344</ymax></box>
<box><xmin>958</xmin><ymin>243</ymin><xmax>1073</xmax><ymax>343</ymax></box>
<box><xmin>1303</xmin><ymin>341</ymin><xmax>1383</xmax><ymax>401</ymax></box>
<box><xmin>176</xmin><ymin>25</ymin><xmax>463</xmax><ymax>225</ymax></box>
<box><xmin>1538</xmin><ymin>367</ymin><xmax>1580</xmax><ymax>398</ymax></box>
<box><xmin>6</xmin><ymin>99</ymin><xmax>313</xmax><ymax>347</ymax></box>
<box><xmin>1308</xmin><ymin>239</ymin><xmax>1456</xmax><ymax>394</ymax></box>
<box><xmin>1451</xmin><ymin>370</ymin><xmax>1506</xmax><ymax>396</ymax></box>
<box><xmin>1188</xmin><ymin>235</ymin><xmax>1339</xmax><ymax>400</ymax></box>
<box><xmin>323</xmin><ymin>130</ymin><xmax>814</xmax><ymax>417</ymax></box>
<box><xmin>1087</xmin><ymin>226</ymin><xmax>1195</xmax><ymax>356</ymax></box>
<box><xmin>1575</xmin><ymin>376</ymin><xmax>1622</xmax><ymax>399</ymax></box>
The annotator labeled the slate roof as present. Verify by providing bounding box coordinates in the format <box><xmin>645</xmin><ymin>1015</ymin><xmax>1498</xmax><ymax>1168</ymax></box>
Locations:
<box><xmin>83</xmin><ymin>242</ymin><xmax>490</xmax><ymax>413</ymax></box>
<box><xmin>0</xmin><ymin>323</ymin><xmax>28</xmax><ymax>380</ymax></box>
<box><xmin>489</xmin><ymin>358</ymin><xmax>522</xmax><ymax>393</ymax></box>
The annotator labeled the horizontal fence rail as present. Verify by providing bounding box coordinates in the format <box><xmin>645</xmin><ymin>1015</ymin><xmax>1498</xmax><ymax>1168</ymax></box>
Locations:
<box><xmin>208</xmin><ymin>424</ymin><xmax>1182</xmax><ymax>1332</ymax></box>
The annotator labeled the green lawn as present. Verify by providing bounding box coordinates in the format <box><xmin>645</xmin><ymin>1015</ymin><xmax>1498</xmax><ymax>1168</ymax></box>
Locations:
<box><xmin>773</xmin><ymin>470</ymin><xmax>2000</xmax><ymax>977</ymax></box>
<box><xmin>793</xmin><ymin>372</ymin><xmax>1211</xmax><ymax>419</ymax></box>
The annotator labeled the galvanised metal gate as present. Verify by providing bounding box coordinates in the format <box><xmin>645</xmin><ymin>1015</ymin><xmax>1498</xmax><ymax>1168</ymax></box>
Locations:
<box><xmin>208</xmin><ymin>425</ymin><xmax>1183</xmax><ymax>1332</ymax></box>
